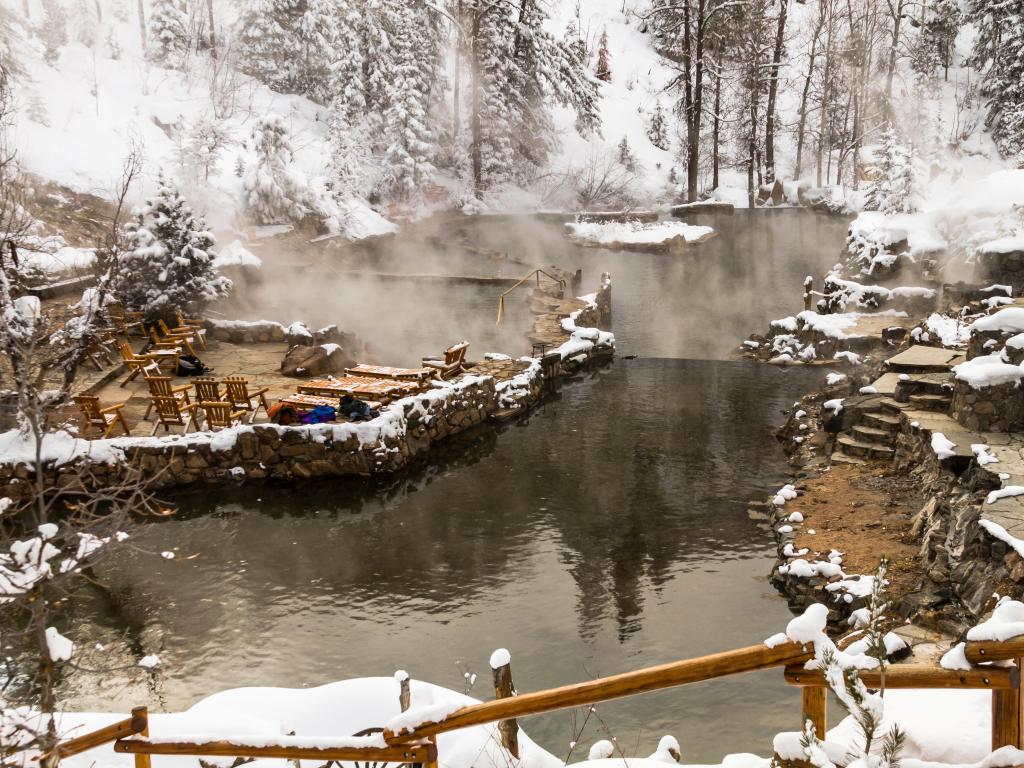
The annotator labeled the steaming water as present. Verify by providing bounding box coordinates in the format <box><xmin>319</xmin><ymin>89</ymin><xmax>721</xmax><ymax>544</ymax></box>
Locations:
<box><xmin>63</xmin><ymin>211</ymin><xmax>849</xmax><ymax>761</ymax></box>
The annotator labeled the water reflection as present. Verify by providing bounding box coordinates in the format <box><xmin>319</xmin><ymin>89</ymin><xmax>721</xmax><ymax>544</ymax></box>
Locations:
<box><xmin>68</xmin><ymin>360</ymin><xmax>823</xmax><ymax>761</ymax></box>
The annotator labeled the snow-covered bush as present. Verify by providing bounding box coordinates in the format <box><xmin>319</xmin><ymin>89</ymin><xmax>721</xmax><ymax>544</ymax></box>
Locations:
<box><xmin>116</xmin><ymin>173</ymin><xmax>230</xmax><ymax>322</ymax></box>
<box><xmin>647</xmin><ymin>101</ymin><xmax>669</xmax><ymax>151</ymax></box>
<box><xmin>243</xmin><ymin>114</ymin><xmax>312</xmax><ymax>224</ymax></box>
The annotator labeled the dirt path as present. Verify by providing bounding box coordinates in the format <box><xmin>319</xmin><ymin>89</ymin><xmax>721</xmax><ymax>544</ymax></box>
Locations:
<box><xmin>789</xmin><ymin>462</ymin><xmax>926</xmax><ymax>602</ymax></box>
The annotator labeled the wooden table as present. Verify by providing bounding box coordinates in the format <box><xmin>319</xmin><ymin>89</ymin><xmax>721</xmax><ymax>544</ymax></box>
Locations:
<box><xmin>297</xmin><ymin>377</ymin><xmax>420</xmax><ymax>402</ymax></box>
<box><xmin>279</xmin><ymin>393</ymin><xmax>340</xmax><ymax>410</ymax></box>
<box><xmin>346</xmin><ymin>364</ymin><xmax>435</xmax><ymax>382</ymax></box>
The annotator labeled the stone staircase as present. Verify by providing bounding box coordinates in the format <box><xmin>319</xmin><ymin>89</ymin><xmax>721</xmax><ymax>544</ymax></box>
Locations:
<box><xmin>831</xmin><ymin>346</ymin><xmax>962</xmax><ymax>464</ymax></box>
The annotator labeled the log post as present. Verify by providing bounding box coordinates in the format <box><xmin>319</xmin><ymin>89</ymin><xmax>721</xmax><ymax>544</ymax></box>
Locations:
<box><xmin>490</xmin><ymin>649</ymin><xmax>519</xmax><ymax>759</ymax></box>
<box><xmin>397</xmin><ymin>670</ymin><xmax>411</xmax><ymax>712</ymax></box>
<box><xmin>132</xmin><ymin>707</ymin><xmax>151</xmax><ymax>768</ymax></box>
<box><xmin>803</xmin><ymin>276</ymin><xmax>814</xmax><ymax>312</ymax></box>
<box><xmin>992</xmin><ymin>658</ymin><xmax>1024</xmax><ymax>750</ymax></box>
<box><xmin>801</xmin><ymin>686</ymin><xmax>826</xmax><ymax>740</ymax></box>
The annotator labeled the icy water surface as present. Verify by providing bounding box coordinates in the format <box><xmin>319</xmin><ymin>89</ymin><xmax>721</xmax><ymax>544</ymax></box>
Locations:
<box><xmin>63</xmin><ymin>212</ymin><xmax>850</xmax><ymax>760</ymax></box>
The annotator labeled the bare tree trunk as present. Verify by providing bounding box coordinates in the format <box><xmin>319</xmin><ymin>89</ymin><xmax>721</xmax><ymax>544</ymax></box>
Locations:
<box><xmin>470</xmin><ymin>10</ymin><xmax>483</xmax><ymax>197</ymax></box>
<box><xmin>764</xmin><ymin>0</ymin><xmax>788</xmax><ymax>184</ymax></box>
<box><xmin>885</xmin><ymin>0</ymin><xmax>903</xmax><ymax>109</ymax></box>
<box><xmin>794</xmin><ymin>2</ymin><xmax>825</xmax><ymax>178</ymax></box>
<box><xmin>22</xmin><ymin>0</ymin><xmax>29</xmax><ymax>20</ymax></box>
<box><xmin>712</xmin><ymin>63</ymin><xmax>721</xmax><ymax>189</ymax></box>
<box><xmin>815</xmin><ymin>7</ymin><xmax>835</xmax><ymax>187</ymax></box>
<box><xmin>137</xmin><ymin>0</ymin><xmax>146</xmax><ymax>51</ymax></box>
<box><xmin>206</xmin><ymin>0</ymin><xmax>215</xmax><ymax>51</ymax></box>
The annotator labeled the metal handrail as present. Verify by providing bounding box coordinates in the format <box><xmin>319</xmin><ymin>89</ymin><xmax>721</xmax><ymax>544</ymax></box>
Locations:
<box><xmin>496</xmin><ymin>269</ymin><xmax>567</xmax><ymax>326</ymax></box>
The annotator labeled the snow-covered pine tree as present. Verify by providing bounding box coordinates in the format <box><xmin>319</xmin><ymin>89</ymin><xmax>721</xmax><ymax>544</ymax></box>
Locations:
<box><xmin>293</xmin><ymin>0</ymin><xmax>337</xmax><ymax>103</ymax></box>
<box><xmin>967</xmin><ymin>0</ymin><xmax>1024</xmax><ymax>159</ymax></box>
<box><xmin>70</xmin><ymin>0</ymin><xmax>97</xmax><ymax>46</ymax></box>
<box><xmin>147</xmin><ymin>0</ymin><xmax>190</xmax><ymax>67</ymax></box>
<box><xmin>647</xmin><ymin>101</ymin><xmax>669</xmax><ymax>150</ymax></box>
<box><xmin>117</xmin><ymin>173</ymin><xmax>230</xmax><ymax>322</ymax></box>
<box><xmin>0</xmin><ymin>6</ymin><xmax>21</xmax><ymax>77</ymax></box>
<box><xmin>39</xmin><ymin>0</ymin><xmax>68</xmax><ymax>65</ymax></box>
<box><xmin>380</xmin><ymin>4</ymin><xmax>441</xmax><ymax>200</ymax></box>
<box><xmin>618</xmin><ymin>135</ymin><xmax>636</xmax><ymax>172</ymax></box>
<box><xmin>243</xmin><ymin>114</ymin><xmax>311</xmax><ymax>224</ymax></box>
<box><xmin>235</xmin><ymin>0</ymin><xmax>294</xmax><ymax>91</ymax></box>
<box><xmin>865</xmin><ymin>125</ymin><xmax>920</xmax><ymax>214</ymax></box>
<box><xmin>177</xmin><ymin>117</ymin><xmax>232</xmax><ymax>182</ymax></box>
<box><xmin>596</xmin><ymin>28</ymin><xmax>611</xmax><ymax>81</ymax></box>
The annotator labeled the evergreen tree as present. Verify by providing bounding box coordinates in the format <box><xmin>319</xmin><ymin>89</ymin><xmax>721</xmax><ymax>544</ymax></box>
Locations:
<box><xmin>381</xmin><ymin>5</ymin><xmax>440</xmax><ymax>200</ymax></box>
<box><xmin>0</xmin><ymin>6</ymin><xmax>21</xmax><ymax>78</ymax></box>
<box><xmin>618</xmin><ymin>135</ymin><xmax>636</xmax><ymax>172</ymax></box>
<box><xmin>70</xmin><ymin>0</ymin><xmax>96</xmax><ymax>46</ymax></box>
<box><xmin>647</xmin><ymin>101</ymin><xmax>669</xmax><ymax>150</ymax></box>
<box><xmin>243</xmin><ymin>114</ymin><xmax>311</xmax><ymax>224</ymax></box>
<box><xmin>596</xmin><ymin>28</ymin><xmax>611</xmax><ymax>81</ymax></box>
<box><xmin>117</xmin><ymin>173</ymin><xmax>230</xmax><ymax>322</ymax></box>
<box><xmin>147</xmin><ymin>0</ymin><xmax>189</xmax><ymax>67</ymax></box>
<box><xmin>967</xmin><ymin>0</ymin><xmax>1024</xmax><ymax>158</ymax></box>
<box><xmin>39</xmin><ymin>0</ymin><xmax>68</xmax><ymax>65</ymax></box>
<box><xmin>235</xmin><ymin>0</ymin><xmax>338</xmax><ymax>103</ymax></box>
<box><xmin>865</xmin><ymin>125</ymin><xmax>921</xmax><ymax>214</ymax></box>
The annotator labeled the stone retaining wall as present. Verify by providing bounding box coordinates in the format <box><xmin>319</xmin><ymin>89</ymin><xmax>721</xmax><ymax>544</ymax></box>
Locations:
<box><xmin>952</xmin><ymin>379</ymin><xmax>1024</xmax><ymax>432</ymax></box>
<box><xmin>1</xmin><ymin>377</ymin><xmax>499</xmax><ymax>498</ymax></box>
<box><xmin>977</xmin><ymin>250</ymin><xmax>1024</xmax><ymax>298</ymax></box>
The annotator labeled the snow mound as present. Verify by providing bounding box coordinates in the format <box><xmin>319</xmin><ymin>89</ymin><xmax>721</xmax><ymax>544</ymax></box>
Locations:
<box><xmin>565</xmin><ymin>220</ymin><xmax>714</xmax><ymax>247</ymax></box>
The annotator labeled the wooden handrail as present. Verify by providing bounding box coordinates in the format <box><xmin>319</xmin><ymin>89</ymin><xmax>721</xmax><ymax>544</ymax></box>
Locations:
<box><xmin>384</xmin><ymin>640</ymin><xmax>814</xmax><ymax>742</ymax></box>
<box><xmin>965</xmin><ymin>638</ymin><xmax>1024</xmax><ymax>664</ymax></box>
<box><xmin>784</xmin><ymin>663</ymin><xmax>1020</xmax><ymax>689</ymax></box>
<box><xmin>35</xmin><ymin>712</ymin><xmax>146</xmax><ymax>761</ymax></box>
<box><xmin>114</xmin><ymin>739</ymin><xmax>435</xmax><ymax>763</ymax></box>
<box><xmin>495</xmin><ymin>269</ymin><xmax>567</xmax><ymax>325</ymax></box>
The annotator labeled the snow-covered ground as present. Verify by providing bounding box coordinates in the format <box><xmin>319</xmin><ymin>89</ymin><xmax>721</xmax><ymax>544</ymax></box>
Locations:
<box><xmin>565</xmin><ymin>220</ymin><xmax>715</xmax><ymax>247</ymax></box>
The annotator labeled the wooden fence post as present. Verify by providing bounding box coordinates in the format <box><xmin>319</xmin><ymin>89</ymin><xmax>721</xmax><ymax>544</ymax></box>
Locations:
<box><xmin>131</xmin><ymin>707</ymin><xmax>151</xmax><ymax>768</ymax></box>
<box><xmin>992</xmin><ymin>658</ymin><xmax>1024</xmax><ymax>750</ymax></box>
<box><xmin>801</xmin><ymin>686</ymin><xmax>826</xmax><ymax>740</ymax></box>
<box><xmin>490</xmin><ymin>649</ymin><xmax>520</xmax><ymax>759</ymax></box>
<box><xmin>803</xmin><ymin>277</ymin><xmax>814</xmax><ymax>312</ymax></box>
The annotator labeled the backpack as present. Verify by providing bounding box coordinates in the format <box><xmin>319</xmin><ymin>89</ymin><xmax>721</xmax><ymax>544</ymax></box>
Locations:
<box><xmin>175</xmin><ymin>354</ymin><xmax>210</xmax><ymax>377</ymax></box>
<box><xmin>268</xmin><ymin>402</ymin><xmax>299</xmax><ymax>425</ymax></box>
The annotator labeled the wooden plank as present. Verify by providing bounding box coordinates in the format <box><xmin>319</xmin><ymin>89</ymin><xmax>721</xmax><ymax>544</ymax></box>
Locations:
<box><xmin>114</xmin><ymin>739</ymin><xmax>435</xmax><ymax>763</ymax></box>
<box><xmin>801</xmin><ymin>687</ymin><xmax>826</xmax><ymax>740</ymax></box>
<box><xmin>37</xmin><ymin>715</ymin><xmax>145</xmax><ymax>761</ymax></box>
<box><xmin>965</xmin><ymin>639</ymin><xmax>1024</xmax><ymax>664</ymax></box>
<box><xmin>383</xmin><ymin>641</ymin><xmax>814</xmax><ymax>742</ymax></box>
<box><xmin>784</xmin><ymin>664</ymin><xmax>1019</xmax><ymax>689</ymax></box>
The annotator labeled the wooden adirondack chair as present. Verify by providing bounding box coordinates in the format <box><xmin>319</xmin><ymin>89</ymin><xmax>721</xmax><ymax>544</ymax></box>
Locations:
<box><xmin>222</xmin><ymin>377</ymin><xmax>270</xmax><ymax>423</ymax></box>
<box><xmin>142</xmin><ymin>371</ymin><xmax>192</xmax><ymax>420</ymax></box>
<box><xmin>199</xmin><ymin>401</ymin><xmax>246</xmax><ymax>431</ymax></box>
<box><xmin>159</xmin><ymin>318</ymin><xmax>206</xmax><ymax>350</ymax></box>
<box><xmin>149</xmin><ymin>395</ymin><xmax>198</xmax><ymax>435</ymax></box>
<box><xmin>119</xmin><ymin>342</ymin><xmax>179</xmax><ymax>386</ymax></box>
<box><xmin>107</xmin><ymin>303</ymin><xmax>144</xmax><ymax>337</ymax></box>
<box><xmin>176</xmin><ymin>308</ymin><xmax>204</xmax><ymax>328</ymax></box>
<box><xmin>149</xmin><ymin>326</ymin><xmax>195</xmax><ymax>356</ymax></box>
<box><xmin>73</xmin><ymin>395</ymin><xmax>131</xmax><ymax>438</ymax></box>
<box><xmin>193</xmin><ymin>377</ymin><xmax>223</xmax><ymax>403</ymax></box>
<box><xmin>422</xmin><ymin>341</ymin><xmax>469</xmax><ymax>379</ymax></box>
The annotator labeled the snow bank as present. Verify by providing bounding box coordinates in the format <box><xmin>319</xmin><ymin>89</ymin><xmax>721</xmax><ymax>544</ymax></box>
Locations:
<box><xmin>47</xmin><ymin>677</ymin><xmax>561</xmax><ymax>768</ymax></box>
<box><xmin>967</xmin><ymin>600</ymin><xmax>1024</xmax><ymax>641</ymax></box>
<box><xmin>213</xmin><ymin>240</ymin><xmax>262</xmax><ymax>269</ymax></box>
<box><xmin>973</xmin><ymin>308</ymin><xmax>1024</xmax><ymax>334</ymax></box>
<box><xmin>953</xmin><ymin>355</ymin><xmax>1024</xmax><ymax>389</ymax></box>
<box><xmin>565</xmin><ymin>220</ymin><xmax>714</xmax><ymax>247</ymax></box>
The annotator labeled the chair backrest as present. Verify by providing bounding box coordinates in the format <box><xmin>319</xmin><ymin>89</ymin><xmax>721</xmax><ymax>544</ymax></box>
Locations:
<box><xmin>145</xmin><ymin>374</ymin><xmax>175</xmax><ymax>398</ymax></box>
<box><xmin>158</xmin><ymin>319</ymin><xmax>173</xmax><ymax>335</ymax></box>
<box><xmin>201</xmin><ymin>402</ymin><xmax>235</xmax><ymax>428</ymax></box>
<box><xmin>223</xmin><ymin>377</ymin><xmax>249</xmax><ymax>406</ymax></box>
<box><xmin>194</xmin><ymin>378</ymin><xmax>221</xmax><ymax>402</ymax></box>
<box><xmin>73</xmin><ymin>395</ymin><xmax>103</xmax><ymax>423</ymax></box>
<box><xmin>151</xmin><ymin>395</ymin><xmax>186</xmax><ymax>424</ymax></box>
<box><xmin>119</xmin><ymin>342</ymin><xmax>138</xmax><ymax>362</ymax></box>
<box><xmin>446</xmin><ymin>342</ymin><xmax>469</xmax><ymax>365</ymax></box>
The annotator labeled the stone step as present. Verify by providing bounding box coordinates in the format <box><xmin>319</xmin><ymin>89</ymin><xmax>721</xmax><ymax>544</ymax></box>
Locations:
<box><xmin>853</xmin><ymin>424</ymin><xmax>897</xmax><ymax>445</ymax></box>
<box><xmin>908</xmin><ymin>393</ymin><xmax>952</xmax><ymax>412</ymax></box>
<box><xmin>862</xmin><ymin>411</ymin><xmax>901</xmax><ymax>433</ymax></box>
<box><xmin>837</xmin><ymin>434</ymin><xmax>896</xmax><ymax>460</ymax></box>
<box><xmin>880</xmin><ymin>397</ymin><xmax>906</xmax><ymax>415</ymax></box>
<box><xmin>894</xmin><ymin>372</ymin><xmax>956</xmax><ymax>401</ymax></box>
<box><xmin>830</xmin><ymin>451</ymin><xmax>866</xmax><ymax>466</ymax></box>
<box><xmin>886</xmin><ymin>345</ymin><xmax>966</xmax><ymax>373</ymax></box>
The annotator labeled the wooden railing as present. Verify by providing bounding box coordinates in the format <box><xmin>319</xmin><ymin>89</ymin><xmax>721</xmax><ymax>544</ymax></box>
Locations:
<box><xmin>495</xmin><ymin>268</ymin><xmax>567</xmax><ymax>325</ymax></box>
<box><xmin>35</xmin><ymin>634</ymin><xmax>1024</xmax><ymax>767</ymax></box>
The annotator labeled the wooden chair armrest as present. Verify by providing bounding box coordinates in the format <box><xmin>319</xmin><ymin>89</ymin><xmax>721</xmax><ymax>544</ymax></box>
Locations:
<box><xmin>100</xmin><ymin>404</ymin><xmax>127</xmax><ymax>413</ymax></box>
<box><xmin>231</xmin><ymin>410</ymin><xmax>247</xmax><ymax>420</ymax></box>
<box><xmin>252</xmin><ymin>387</ymin><xmax>269</xmax><ymax>397</ymax></box>
<box><xmin>171</xmin><ymin>384</ymin><xmax>192</xmax><ymax>394</ymax></box>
